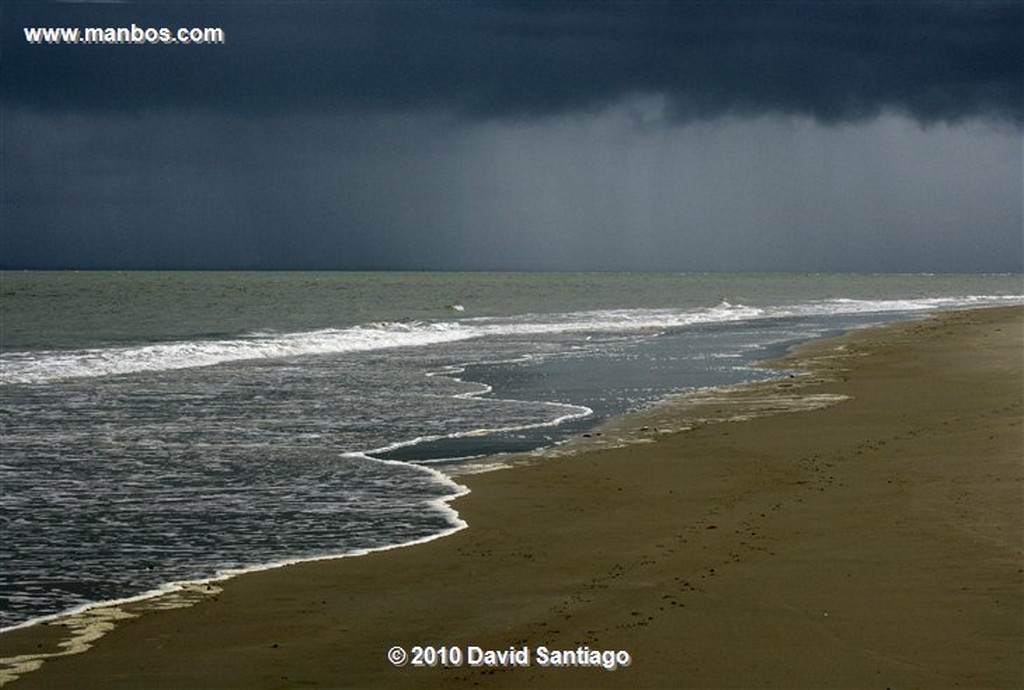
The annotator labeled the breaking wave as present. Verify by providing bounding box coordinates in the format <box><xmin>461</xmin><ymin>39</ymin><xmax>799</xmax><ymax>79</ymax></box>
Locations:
<box><xmin>2</xmin><ymin>295</ymin><xmax>1018</xmax><ymax>385</ymax></box>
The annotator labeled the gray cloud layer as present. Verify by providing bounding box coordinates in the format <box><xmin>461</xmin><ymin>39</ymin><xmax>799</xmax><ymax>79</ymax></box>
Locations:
<box><xmin>6</xmin><ymin>106</ymin><xmax>1019</xmax><ymax>272</ymax></box>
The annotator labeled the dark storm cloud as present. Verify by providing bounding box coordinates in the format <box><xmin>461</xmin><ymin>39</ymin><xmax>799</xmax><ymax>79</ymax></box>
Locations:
<box><xmin>4</xmin><ymin>2</ymin><xmax>1021</xmax><ymax>273</ymax></box>
<box><xmin>6</xmin><ymin>1</ymin><xmax>1021</xmax><ymax>125</ymax></box>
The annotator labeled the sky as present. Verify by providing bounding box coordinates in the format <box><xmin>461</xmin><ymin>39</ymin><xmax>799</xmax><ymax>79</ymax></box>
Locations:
<box><xmin>3</xmin><ymin>1</ymin><xmax>1022</xmax><ymax>272</ymax></box>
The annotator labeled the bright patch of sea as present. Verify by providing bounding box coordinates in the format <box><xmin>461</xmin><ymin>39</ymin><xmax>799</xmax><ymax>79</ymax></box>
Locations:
<box><xmin>1</xmin><ymin>272</ymin><xmax>1020</xmax><ymax>629</ymax></box>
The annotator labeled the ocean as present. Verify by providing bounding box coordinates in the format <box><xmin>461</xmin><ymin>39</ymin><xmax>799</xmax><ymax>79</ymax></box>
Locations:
<box><xmin>1</xmin><ymin>271</ymin><xmax>1021</xmax><ymax>630</ymax></box>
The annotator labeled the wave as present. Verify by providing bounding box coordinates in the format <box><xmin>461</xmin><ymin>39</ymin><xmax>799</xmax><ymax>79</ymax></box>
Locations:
<box><xmin>0</xmin><ymin>321</ymin><xmax>475</xmax><ymax>385</ymax></box>
<box><xmin>2</xmin><ymin>295</ymin><xmax>1019</xmax><ymax>385</ymax></box>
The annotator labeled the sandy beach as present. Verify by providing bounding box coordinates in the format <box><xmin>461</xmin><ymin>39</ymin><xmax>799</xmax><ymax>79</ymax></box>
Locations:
<box><xmin>2</xmin><ymin>305</ymin><xmax>1021</xmax><ymax>689</ymax></box>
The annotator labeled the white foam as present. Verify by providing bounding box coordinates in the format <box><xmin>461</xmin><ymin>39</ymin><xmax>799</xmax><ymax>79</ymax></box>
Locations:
<box><xmin>2</xmin><ymin>295</ymin><xmax>1019</xmax><ymax>385</ymax></box>
<box><xmin>0</xmin><ymin>321</ymin><xmax>475</xmax><ymax>385</ymax></box>
<box><xmin>364</xmin><ymin>401</ymin><xmax>593</xmax><ymax>458</ymax></box>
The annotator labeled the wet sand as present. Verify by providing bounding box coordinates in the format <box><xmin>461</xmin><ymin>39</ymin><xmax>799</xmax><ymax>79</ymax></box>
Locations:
<box><xmin>2</xmin><ymin>306</ymin><xmax>1021</xmax><ymax>689</ymax></box>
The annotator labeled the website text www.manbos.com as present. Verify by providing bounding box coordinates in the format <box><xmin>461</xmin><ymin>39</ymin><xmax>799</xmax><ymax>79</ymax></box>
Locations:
<box><xmin>24</xmin><ymin>24</ymin><xmax>225</xmax><ymax>46</ymax></box>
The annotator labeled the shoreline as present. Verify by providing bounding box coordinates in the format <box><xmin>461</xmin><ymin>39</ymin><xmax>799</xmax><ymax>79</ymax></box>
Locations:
<box><xmin>2</xmin><ymin>305</ymin><xmax>1021</xmax><ymax>688</ymax></box>
<box><xmin>0</xmin><ymin>309</ymin><xmax>826</xmax><ymax>636</ymax></box>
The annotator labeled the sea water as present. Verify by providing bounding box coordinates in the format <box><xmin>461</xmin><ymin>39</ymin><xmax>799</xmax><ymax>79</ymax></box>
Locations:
<box><xmin>1</xmin><ymin>271</ymin><xmax>1021</xmax><ymax>629</ymax></box>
